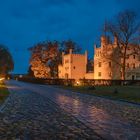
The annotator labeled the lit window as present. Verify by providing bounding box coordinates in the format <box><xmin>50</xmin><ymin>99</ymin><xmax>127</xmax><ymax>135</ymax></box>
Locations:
<box><xmin>98</xmin><ymin>72</ymin><xmax>101</xmax><ymax>77</ymax></box>
<box><xmin>98</xmin><ymin>62</ymin><xmax>101</xmax><ymax>67</ymax></box>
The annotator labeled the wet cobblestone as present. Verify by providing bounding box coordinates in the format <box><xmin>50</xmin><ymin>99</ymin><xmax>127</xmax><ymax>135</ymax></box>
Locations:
<box><xmin>1</xmin><ymin>80</ymin><xmax>140</xmax><ymax>140</ymax></box>
<box><xmin>36</xmin><ymin>85</ymin><xmax>140</xmax><ymax>140</ymax></box>
<box><xmin>0</xmin><ymin>82</ymin><xmax>101</xmax><ymax>140</ymax></box>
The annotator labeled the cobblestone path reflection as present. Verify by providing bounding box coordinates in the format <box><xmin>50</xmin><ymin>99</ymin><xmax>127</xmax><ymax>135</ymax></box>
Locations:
<box><xmin>1</xmin><ymin>80</ymin><xmax>140</xmax><ymax>140</ymax></box>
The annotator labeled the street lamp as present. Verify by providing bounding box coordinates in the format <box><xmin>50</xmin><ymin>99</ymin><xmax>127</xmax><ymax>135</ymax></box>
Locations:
<box><xmin>0</xmin><ymin>77</ymin><xmax>5</xmax><ymax>84</ymax></box>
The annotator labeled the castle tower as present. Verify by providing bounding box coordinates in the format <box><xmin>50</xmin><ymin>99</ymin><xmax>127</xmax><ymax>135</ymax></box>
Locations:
<box><xmin>101</xmin><ymin>36</ymin><xmax>109</xmax><ymax>48</ymax></box>
<box><xmin>94</xmin><ymin>36</ymin><xmax>121</xmax><ymax>80</ymax></box>
<box><xmin>114</xmin><ymin>36</ymin><xmax>118</xmax><ymax>48</ymax></box>
<box><xmin>58</xmin><ymin>49</ymin><xmax>88</xmax><ymax>80</ymax></box>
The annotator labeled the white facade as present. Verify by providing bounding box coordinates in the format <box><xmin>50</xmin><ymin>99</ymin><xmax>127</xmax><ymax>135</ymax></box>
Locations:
<box><xmin>58</xmin><ymin>49</ymin><xmax>91</xmax><ymax>80</ymax></box>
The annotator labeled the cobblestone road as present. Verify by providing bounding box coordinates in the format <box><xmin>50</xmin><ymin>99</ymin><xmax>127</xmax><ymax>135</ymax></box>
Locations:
<box><xmin>0</xmin><ymin>80</ymin><xmax>140</xmax><ymax>140</ymax></box>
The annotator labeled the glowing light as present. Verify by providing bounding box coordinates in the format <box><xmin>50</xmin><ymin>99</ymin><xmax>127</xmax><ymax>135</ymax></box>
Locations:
<box><xmin>75</xmin><ymin>80</ymin><xmax>81</xmax><ymax>86</ymax></box>
<box><xmin>19</xmin><ymin>75</ymin><xmax>23</xmax><ymax>78</ymax></box>
<box><xmin>0</xmin><ymin>78</ymin><xmax>5</xmax><ymax>81</ymax></box>
<box><xmin>77</xmin><ymin>81</ymin><xmax>79</xmax><ymax>84</ymax></box>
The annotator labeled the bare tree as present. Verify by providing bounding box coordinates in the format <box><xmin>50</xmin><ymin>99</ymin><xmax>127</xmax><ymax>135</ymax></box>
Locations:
<box><xmin>104</xmin><ymin>10</ymin><xmax>140</xmax><ymax>80</ymax></box>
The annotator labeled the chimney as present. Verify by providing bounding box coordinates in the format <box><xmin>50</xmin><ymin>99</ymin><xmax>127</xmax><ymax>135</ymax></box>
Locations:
<box><xmin>69</xmin><ymin>49</ymin><xmax>72</xmax><ymax>54</ymax></box>
<box><xmin>85</xmin><ymin>50</ymin><xmax>88</xmax><ymax>65</ymax></box>
<box><xmin>114</xmin><ymin>36</ymin><xmax>118</xmax><ymax>47</ymax></box>
<box><xmin>94</xmin><ymin>44</ymin><xmax>97</xmax><ymax>53</ymax></box>
<box><xmin>62</xmin><ymin>52</ymin><xmax>65</xmax><ymax>64</ymax></box>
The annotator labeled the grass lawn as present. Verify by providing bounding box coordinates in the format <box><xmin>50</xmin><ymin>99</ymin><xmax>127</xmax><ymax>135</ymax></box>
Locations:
<box><xmin>0</xmin><ymin>81</ymin><xmax>9</xmax><ymax>105</ymax></box>
<box><xmin>58</xmin><ymin>85</ymin><xmax>140</xmax><ymax>104</ymax></box>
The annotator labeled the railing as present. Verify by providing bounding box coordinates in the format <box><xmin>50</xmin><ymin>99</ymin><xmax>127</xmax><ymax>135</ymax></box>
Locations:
<box><xmin>13</xmin><ymin>76</ymin><xmax>75</xmax><ymax>86</ymax></box>
<box><xmin>79</xmin><ymin>79</ymin><xmax>140</xmax><ymax>86</ymax></box>
<box><xmin>11</xmin><ymin>75</ymin><xmax>140</xmax><ymax>86</ymax></box>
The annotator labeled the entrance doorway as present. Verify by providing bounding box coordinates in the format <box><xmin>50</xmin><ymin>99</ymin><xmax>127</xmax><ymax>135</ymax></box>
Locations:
<box><xmin>132</xmin><ymin>75</ymin><xmax>135</xmax><ymax>80</ymax></box>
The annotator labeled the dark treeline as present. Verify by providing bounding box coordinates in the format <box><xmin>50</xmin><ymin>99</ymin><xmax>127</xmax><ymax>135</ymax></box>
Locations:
<box><xmin>0</xmin><ymin>45</ymin><xmax>14</xmax><ymax>77</ymax></box>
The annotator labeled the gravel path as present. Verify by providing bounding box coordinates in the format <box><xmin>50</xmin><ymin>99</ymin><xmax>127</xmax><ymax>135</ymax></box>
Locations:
<box><xmin>0</xmin><ymin>80</ymin><xmax>140</xmax><ymax>140</ymax></box>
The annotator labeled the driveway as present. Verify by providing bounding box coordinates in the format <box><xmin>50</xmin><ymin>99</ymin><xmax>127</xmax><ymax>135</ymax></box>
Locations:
<box><xmin>0</xmin><ymin>80</ymin><xmax>140</xmax><ymax>140</ymax></box>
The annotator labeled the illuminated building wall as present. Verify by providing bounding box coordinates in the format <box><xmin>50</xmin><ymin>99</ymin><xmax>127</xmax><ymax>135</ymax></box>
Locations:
<box><xmin>125</xmin><ymin>50</ymin><xmax>140</xmax><ymax>80</ymax></box>
<box><xmin>58</xmin><ymin>36</ymin><xmax>140</xmax><ymax>80</ymax></box>
<box><xmin>94</xmin><ymin>36</ymin><xmax>140</xmax><ymax>80</ymax></box>
<box><xmin>58</xmin><ymin>49</ymin><xmax>89</xmax><ymax>80</ymax></box>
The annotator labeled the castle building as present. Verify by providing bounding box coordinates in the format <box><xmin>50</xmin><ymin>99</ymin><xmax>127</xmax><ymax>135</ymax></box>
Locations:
<box><xmin>58</xmin><ymin>49</ymin><xmax>91</xmax><ymax>80</ymax></box>
<box><xmin>94</xmin><ymin>36</ymin><xmax>140</xmax><ymax>80</ymax></box>
<box><xmin>125</xmin><ymin>50</ymin><xmax>140</xmax><ymax>80</ymax></box>
<box><xmin>58</xmin><ymin>36</ymin><xmax>140</xmax><ymax>80</ymax></box>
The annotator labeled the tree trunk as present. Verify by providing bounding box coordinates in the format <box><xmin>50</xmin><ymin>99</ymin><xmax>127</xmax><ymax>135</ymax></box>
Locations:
<box><xmin>122</xmin><ymin>59</ymin><xmax>126</xmax><ymax>80</ymax></box>
<box><xmin>122</xmin><ymin>45</ymin><xmax>127</xmax><ymax>81</ymax></box>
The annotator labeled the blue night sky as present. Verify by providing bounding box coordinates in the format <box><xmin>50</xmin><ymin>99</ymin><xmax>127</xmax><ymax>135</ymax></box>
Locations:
<box><xmin>0</xmin><ymin>0</ymin><xmax>140</xmax><ymax>74</ymax></box>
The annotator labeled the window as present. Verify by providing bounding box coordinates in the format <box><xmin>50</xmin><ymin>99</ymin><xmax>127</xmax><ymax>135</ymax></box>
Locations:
<box><xmin>132</xmin><ymin>75</ymin><xmax>135</xmax><ymax>80</ymax></box>
<box><xmin>109</xmin><ymin>62</ymin><xmax>111</xmax><ymax>67</ymax></box>
<box><xmin>73</xmin><ymin>66</ymin><xmax>76</xmax><ymax>69</ymax></box>
<box><xmin>133</xmin><ymin>55</ymin><xmax>135</xmax><ymax>59</ymax></box>
<box><xmin>132</xmin><ymin>63</ymin><xmax>135</xmax><ymax>69</ymax></box>
<box><xmin>98</xmin><ymin>72</ymin><xmax>101</xmax><ymax>77</ymax></box>
<box><xmin>65</xmin><ymin>67</ymin><xmax>69</xmax><ymax>70</ymax></box>
<box><xmin>65</xmin><ymin>59</ymin><xmax>69</xmax><ymax>64</ymax></box>
<box><xmin>98</xmin><ymin>62</ymin><xmax>101</xmax><ymax>67</ymax></box>
<box><xmin>127</xmin><ymin>63</ymin><xmax>129</xmax><ymax>68</ymax></box>
<box><xmin>109</xmin><ymin>72</ymin><xmax>112</xmax><ymax>77</ymax></box>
